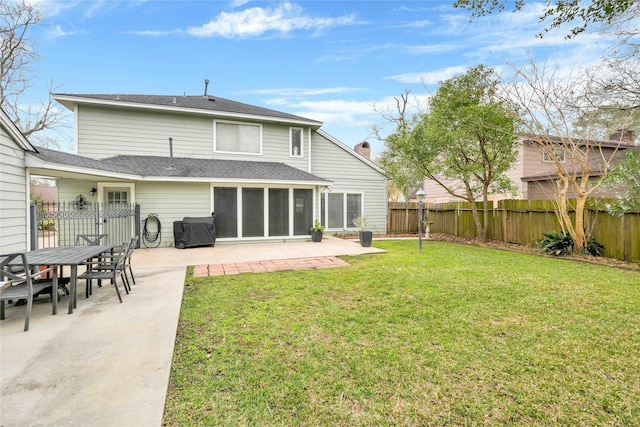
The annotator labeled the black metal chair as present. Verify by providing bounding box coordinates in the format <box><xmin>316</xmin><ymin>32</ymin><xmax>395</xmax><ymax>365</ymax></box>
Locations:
<box><xmin>75</xmin><ymin>234</ymin><xmax>110</xmax><ymax>292</ymax></box>
<box><xmin>75</xmin><ymin>234</ymin><xmax>109</xmax><ymax>246</ymax></box>
<box><xmin>0</xmin><ymin>253</ymin><xmax>58</xmax><ymax>332</ymax></box>
<box><xmin>78</xmin><ymin>241</ymin><xmax>129</xmax><ymax>303</ymax></box>
<box><xmin>123</xmin><ymin>236</ymin><xmax>138</xmax><ymax>288</ymax></box>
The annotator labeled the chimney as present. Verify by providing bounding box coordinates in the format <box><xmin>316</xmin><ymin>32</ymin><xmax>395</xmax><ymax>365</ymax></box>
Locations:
<box><xmin>609</xmin><ymin>129</ymin><xmax>636</xmax><ymax>145</ymax></box>
<box><xmin>203</xmin><ymin>79</ymin><xmax>209</xmax><ymax>98</ymax></box>
<box><xmin>354</xmin><ymin>141</ymin><xmax>371</xmax><ymax>160</ymax></box>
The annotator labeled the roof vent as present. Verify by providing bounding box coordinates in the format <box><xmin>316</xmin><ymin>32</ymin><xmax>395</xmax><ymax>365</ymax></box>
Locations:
<box><xmin>203</xmin><ymin>79</ymin><xmax>209</xmax><ymax>98</ymax></box>
<box><xmin>172</xmin><ymin>97</ymin><xmax>176</xmax><ymax>104</ymax></box>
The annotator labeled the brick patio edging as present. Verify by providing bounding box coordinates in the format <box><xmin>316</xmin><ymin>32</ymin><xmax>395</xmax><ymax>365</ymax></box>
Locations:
<box><xmin>192</xmin><ymin>256</ymin><xmax>350</xmax><ymax>277</ymax></box>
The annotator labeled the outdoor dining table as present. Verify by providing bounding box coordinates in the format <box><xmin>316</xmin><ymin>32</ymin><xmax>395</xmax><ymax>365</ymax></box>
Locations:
<box><xmin>19</xmin><ymin>245</ymin><xmax>114</xmax><ymax>314</ymax></box>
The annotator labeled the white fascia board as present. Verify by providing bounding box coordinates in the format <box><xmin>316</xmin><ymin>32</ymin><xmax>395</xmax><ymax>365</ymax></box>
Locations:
<box><xmin>141</xmin><ymin>176</ymin><xmax>332</xmax><ymax>186</ymax></box>
<box><xmin>315</xmin><ymin>129</ymin><xmax>386</xmax><ymax>176</ymax></box>
<box><xmin>25</xmin><ymin>154</ymin><xmax>139</xmax><ymax>180</ymax></box>
<box><xmin>0</xmin><ymin>109</ymin><xmax>37</xmax><ymax>152</ymax></box>
<box><xmin>54</xmin><ymin>94</ymin><xmax>323</xmax><ymax>128</ymax></box>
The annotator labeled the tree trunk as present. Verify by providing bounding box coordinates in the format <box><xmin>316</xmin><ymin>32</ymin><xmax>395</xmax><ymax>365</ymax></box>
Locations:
<box><xmin>572</xmin><ymin>195</ymin><xmax>588</xmax><ymax>254</ymax></box>
<box><xmin>469</xmin><ymin>200</ymin><xmax>485</xmax><ymax>241</ymax></box>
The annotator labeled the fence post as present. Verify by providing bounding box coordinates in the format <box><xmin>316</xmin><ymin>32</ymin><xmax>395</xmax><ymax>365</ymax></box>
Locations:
<box><xmin>501</xmin><ymin>201</ymin><xmax>508</xmax><ymax>243</ymax></box>
<box><xmin>29</xmin><ymin>204</ymin><xmax>39</xmax><ymax>250</ymax></box>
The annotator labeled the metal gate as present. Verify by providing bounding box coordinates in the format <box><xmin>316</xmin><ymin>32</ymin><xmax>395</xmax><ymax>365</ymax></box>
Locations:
<box><xmin>31</xmin><ymin>201</ymin><xmax>140</xmax><ymax>249</ymax></box>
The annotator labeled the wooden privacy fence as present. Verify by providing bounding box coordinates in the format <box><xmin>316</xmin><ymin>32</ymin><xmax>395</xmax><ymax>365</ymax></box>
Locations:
<box><xmin>388</xmin><ymin>200</ymin><xmax>640</xmax><ymax>263</ymax></box>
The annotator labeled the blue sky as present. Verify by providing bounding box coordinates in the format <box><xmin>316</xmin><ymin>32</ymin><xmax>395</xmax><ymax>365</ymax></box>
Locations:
<box><xmin>29</xmin><ymin>0</ymin><xmax>614</xmax><ymax>155</ymax></box>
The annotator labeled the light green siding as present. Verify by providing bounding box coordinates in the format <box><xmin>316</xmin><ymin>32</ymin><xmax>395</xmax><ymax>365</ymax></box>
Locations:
<box><xmin>310</xmin><ymin>133</ymin><xmax>387</xmax><ymax>233</ymax></box>
<box><xmin>0</xmin><ymin>127</ymin><xmax>29</xmax><ymax>253</ymax></box>
<box><xmin>76</xmin><ymin>105</ymin><xmax>313</xmax><ymax>169</ymax></box>
<box><xmin>136</xmin><ymin>181</ymin><xmax>211</xmax><ymax>247</ymax></box>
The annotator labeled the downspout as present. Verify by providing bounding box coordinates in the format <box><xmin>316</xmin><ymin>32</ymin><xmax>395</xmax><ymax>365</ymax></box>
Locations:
<box><xmin>307</xmin><ymin>128</ymin><xmax>312</xmax><ymax>173</ymax></box>
<box><xmin>74</xmin><ymin>104</ymin><xmax>80</xmax><ymax>154</ymax></box>
<box><xmin>25</xmin><ymin>168</ymin><xmax>33</xmax><ymax>251</ymax></box>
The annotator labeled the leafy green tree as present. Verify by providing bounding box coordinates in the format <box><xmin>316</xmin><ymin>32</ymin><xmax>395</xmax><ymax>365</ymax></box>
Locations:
<box><xmin>453</xmin><ymin>0</ymin><xmax>637</xmax><ymax>38</ymax></box>
<box><xmin>380</xmin><ymin>65</ymin><xmax>518</xmax><ymax>240</ymax></box>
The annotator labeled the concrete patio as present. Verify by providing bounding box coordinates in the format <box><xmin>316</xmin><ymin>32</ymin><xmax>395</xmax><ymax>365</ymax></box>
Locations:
<box><xmin>0</xmin><ymin>237</ymin><xmax>384</xmax><ymax>427</ymax></box>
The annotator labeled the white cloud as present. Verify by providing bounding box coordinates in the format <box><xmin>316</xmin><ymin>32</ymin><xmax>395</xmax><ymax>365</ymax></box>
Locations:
<box><xmin>30</xmin><ymin>0</ymin><xmax>81</xmax><ymax>17</ymax></box>
<box><xmin>242</xmin><ymin>87</ymin><xmax>362</xmax><ymax>97</ymax></box>
<box><xmin>187</xmin><ymin>2</ymin><xmax>356</xmax><ymax>38</ymax></box>
<box><xmin>385</xmin><ymin>66</ymin><xmax>468</xmax><ymax>85</ymax></box>
<box><xmin>403</xmin><ymin>44</ymin><xmax>457</xmax><ymax>54</ymax></box>
<box><xmin>229</xmin><ymin>0</ymin><xmax>250</xmax><ymax>7</ymax></box>
<box><xmin>45</xmin><ymin>24</ymin><xmax>77</xmax><ymax>39</ymax></box>
<box><xmin>396</xmin><ymin>19</ymin><xmax>431</xmax><ymax>29</ymax></box>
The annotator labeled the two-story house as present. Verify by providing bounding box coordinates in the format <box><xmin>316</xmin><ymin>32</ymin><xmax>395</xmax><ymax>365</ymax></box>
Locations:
<box><xmin>419</xmin><ymin>130</ymin><xmax>637</xmax><ymax>203</ymax></box>
<box><xmin>23</xmin><ymin>92</ymin><xmax>387</xmax><ymax>247</ymax></box>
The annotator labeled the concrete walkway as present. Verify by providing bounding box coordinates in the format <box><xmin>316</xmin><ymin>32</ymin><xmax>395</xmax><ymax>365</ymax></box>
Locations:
<box><xmin>0</xmin><ymin>237</ymin><xmax>384</xmax><ymax>427</ymax></box>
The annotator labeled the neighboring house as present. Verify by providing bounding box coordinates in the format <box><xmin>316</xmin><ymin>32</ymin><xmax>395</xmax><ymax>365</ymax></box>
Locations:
<box><xmin>24</xmin><ymin>93</ymin><xmax>387</xmax><ymax>247</ymax></box>
<box><xmin>0</xmin><ymin>108</ymin><xmax>38</xmax><ymax>253</ymax></box>
<box><xmin>31</xmin><ymin>185</ymin><xmax>58</xmax><ymax>203</ymax></box>
<box><xmin>420</xmin><ymin>131</ymin><xmax>638</xmax><ymax>203</ymax></box>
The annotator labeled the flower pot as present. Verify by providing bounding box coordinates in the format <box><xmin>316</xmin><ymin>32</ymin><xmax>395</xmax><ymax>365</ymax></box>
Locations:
<box><xmin>359</xmin><ymin>231</ymin><xmax>373</xmax><ymax>247</ymax></box>
<box><xmin>311</xmin><ymin>230</ymin><xmax>323</xmax><ymax>242</ymax></box>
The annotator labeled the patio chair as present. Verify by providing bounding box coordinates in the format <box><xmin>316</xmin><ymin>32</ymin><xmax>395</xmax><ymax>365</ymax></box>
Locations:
<box><xmin>75</xmin><ymin>234</ymin><xmax>109</xmax><ymax>246</ymax></box>
<box><xmin>75</xmin><ymin>234</ymin><xmax>110</xmax><ymax>291</ymax></box>
<box><xmin>78</xmin><ymin>241</ymin><xmax>129</xmax><ymax>303</ymax></box>
<box><xmin>123</xmin><ymin>236</ymin><xmax>138</xmax><ymax>288</ymax></box>
<box><xmin>0</xmin><ymin>253</ymin><xmax>57</xmax><ymax>332</ymax></box>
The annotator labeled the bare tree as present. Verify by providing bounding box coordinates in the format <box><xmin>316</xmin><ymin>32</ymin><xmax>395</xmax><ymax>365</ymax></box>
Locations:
<box><xmin>501</xmin><ymin>60</ymin><xmax>635</xmax><ymax>253</ymax></box>
<box><xmin>1</xmin><ymin>0</ymin><xmax>67</xmax><ymax>147</ymax></box>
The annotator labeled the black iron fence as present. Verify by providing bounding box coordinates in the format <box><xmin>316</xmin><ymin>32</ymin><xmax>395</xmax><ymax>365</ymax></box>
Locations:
<box><xmin>30</xmin><ymin>201</ymin><xmax>140</xmax><ymax>249</ymax></box>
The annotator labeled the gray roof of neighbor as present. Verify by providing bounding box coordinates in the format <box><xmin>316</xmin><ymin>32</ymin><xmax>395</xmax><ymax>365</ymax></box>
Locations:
<box><xmin>31</xmin><ymin>147</ymin><xmax>331</xmax><ymax>183</ymax></box>
<box><xmin>53</xmin><ymin>93</ymin><xmax>322</xmax><ymax>126</ymax></box>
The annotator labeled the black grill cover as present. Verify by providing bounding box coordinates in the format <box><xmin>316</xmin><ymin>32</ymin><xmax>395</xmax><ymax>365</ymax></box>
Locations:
<box><xmin>174</xmin><ymin>213</ymin><xmax>216</xmax><ymax>249</ymax></box>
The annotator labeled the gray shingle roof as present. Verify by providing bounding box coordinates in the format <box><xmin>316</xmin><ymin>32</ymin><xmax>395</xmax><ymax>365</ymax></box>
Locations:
<box><xmin>31</xmin><ymin>147</ymin><xmax>330</xmax><ymax>183</ymax></box>
<box><xmin>53</xmin><ymin>93</ymin><xmax>322</xmax><ymax>126</ymax></box>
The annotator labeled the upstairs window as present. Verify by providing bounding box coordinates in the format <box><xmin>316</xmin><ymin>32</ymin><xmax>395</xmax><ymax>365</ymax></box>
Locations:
<box><xmin>290</xmin><ymin>127</ymin><xmax>303</xmax><ymax>157</ymax></box>
<box><xmin>542</xmin><ymin>147</ymin><xmax>565</xmax><ymax>163</ymax></box>
<box><xmin>215</xmin><ymin>121</ymin><xmax>262</xmax><ymax>155</ymax></box>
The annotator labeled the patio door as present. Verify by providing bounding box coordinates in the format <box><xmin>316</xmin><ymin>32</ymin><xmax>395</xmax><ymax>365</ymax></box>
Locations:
<box><xmin>293</xmin><ymin>189</ymin><xmax>313</xmax><ymax>236</ymax></box>
<box><xmin>100</xmin><ymin>184</ymin><xmax>134</xmax><ymax>245</ymax></box>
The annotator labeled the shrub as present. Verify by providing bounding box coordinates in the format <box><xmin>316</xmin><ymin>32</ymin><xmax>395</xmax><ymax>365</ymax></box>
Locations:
<box><xmin>539</xmin><ymin>231</ymin><xmax>605</xmax><ymax>256</ymax></box>
<box><xmin>540</xmin><ymin>231</ymin><xmax>574</xmax><ymax>256</ymax></box>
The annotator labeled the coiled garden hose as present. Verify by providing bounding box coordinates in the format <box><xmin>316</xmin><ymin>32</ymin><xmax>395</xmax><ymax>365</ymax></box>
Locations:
<box><xmin>142</xmin><ymin>213</ymin><xmax>161</xmax><ymax>248</ymax></box>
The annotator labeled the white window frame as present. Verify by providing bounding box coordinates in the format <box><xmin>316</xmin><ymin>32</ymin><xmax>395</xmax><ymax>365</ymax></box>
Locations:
<box><xmin>542</xmin><ymin>147</ymin><xmax>565</xmax><ymax>163</ymax></box>
<box><xmin>323</xmin><ymin>191</ymin><xmax>364</xmax><ymax>230</ymax></box>
<box><xmin>213</xmin><ymin>120</ymin><xmax>263</xmax><ymax>155</ymax></box>
<box><xmin>290</xmin><ymin>127</ymin><xmax>304</xmax><ymax>158</ymax></box>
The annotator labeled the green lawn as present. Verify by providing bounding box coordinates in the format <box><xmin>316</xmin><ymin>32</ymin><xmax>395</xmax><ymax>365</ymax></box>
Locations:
<box><xmin>163</xmin><ymin>240</ymin><xmax>640</xmax><ymax>426</ymax></box>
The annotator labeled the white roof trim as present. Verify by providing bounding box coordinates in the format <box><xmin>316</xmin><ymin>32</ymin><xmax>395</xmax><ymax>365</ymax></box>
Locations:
<box><xmin>0</xmin><ymin>109</ymin><xmax>36</xmax><ymax>152</ymax></box>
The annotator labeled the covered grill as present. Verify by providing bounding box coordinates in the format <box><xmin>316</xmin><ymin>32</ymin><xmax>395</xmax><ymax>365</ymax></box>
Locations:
<box><xmin>173</xmin><ymin>213</ymin><xmax>216</xmax><ymax>249</ymax></box>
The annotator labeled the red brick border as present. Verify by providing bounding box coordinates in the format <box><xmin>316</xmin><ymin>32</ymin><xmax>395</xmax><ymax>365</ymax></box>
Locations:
<box><xmin>192</xmin><ymin>256</ymin><xmax>349</xmax><ymax>277</ymax></box>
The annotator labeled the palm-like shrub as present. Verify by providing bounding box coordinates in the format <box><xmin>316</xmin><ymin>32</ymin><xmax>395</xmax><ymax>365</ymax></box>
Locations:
<box><xmin>539</xmin><ymin>231</ymin><xmax>605</xmax><ymax>256</ymax></box>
